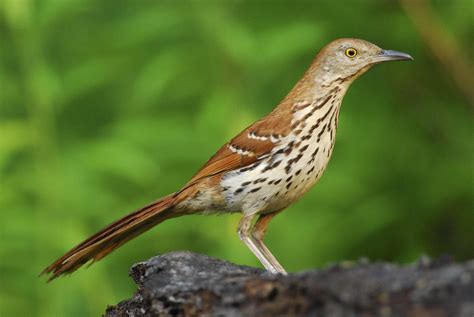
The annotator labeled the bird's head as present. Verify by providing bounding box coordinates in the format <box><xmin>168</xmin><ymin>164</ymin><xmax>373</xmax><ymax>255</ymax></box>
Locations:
<box><xmin>310</xmin><ymin>38</ymin><xmax>413</xmax><ymax>87</ymax></box>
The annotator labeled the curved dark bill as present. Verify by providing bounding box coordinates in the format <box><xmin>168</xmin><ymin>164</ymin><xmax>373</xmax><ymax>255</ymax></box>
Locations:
<box><xmin>376</xmin><ymin>49</ymin><xmax>414</xmax><ymax>62</ymax></box>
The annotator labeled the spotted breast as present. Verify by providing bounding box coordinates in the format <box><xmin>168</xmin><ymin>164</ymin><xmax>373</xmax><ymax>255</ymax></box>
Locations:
<box><xmin>219</xmin><ymin>84</ymin><xmax>348</xmax><ymax>216</ymax></box>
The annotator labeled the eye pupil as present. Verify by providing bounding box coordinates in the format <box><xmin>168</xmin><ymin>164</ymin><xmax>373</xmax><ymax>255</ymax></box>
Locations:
<box><xmin>345</xmin><ymin>48</ymin><xmax>357</xmax><ymax>58</ymax></box>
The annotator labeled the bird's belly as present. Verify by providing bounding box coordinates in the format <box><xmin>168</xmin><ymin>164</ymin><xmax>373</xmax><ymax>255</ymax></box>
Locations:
<box><xmin>220</xmin><ymin>133</ymin><xmax>336</xmax><ymax>215</ymax></box>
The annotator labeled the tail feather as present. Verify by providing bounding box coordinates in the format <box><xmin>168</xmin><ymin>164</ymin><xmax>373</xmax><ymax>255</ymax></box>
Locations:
<box><xmin>41</xmin><ymin>194</ymin><xmax>177</xmax><ymax>281</ymax></box>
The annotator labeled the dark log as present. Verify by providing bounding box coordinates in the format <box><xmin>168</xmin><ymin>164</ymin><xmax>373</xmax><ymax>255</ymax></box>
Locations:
<box><xmin>105</xmin><ymin>251</ymin><xmax>474</xmax><ymax>317</ymax></box>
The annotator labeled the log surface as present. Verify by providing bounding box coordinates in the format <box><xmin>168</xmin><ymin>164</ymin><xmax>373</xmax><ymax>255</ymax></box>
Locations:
<box><xmin>105</xmin><ymin>251</ymin><xmax>474</xmax><ymax>317</ymax></box>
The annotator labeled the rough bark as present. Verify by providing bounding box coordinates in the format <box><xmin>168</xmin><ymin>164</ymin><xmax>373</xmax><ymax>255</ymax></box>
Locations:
<box><xmin>105</xmin><ymin>251</ymin><xmax>474</xmax><ymax>317</ymax></box>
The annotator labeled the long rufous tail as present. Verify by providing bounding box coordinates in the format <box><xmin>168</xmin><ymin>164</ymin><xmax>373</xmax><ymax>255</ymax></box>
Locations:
<box><xmin>41</xmin><ymin>194</ymin><xmax>178</xmax><ymax>281</ymax></box>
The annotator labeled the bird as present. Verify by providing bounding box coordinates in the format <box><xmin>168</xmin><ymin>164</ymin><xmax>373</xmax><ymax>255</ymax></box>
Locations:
<box><xmin>42</xmin><ymin>38</ymin><xmax>412</xmax><ymax>281</ymax></box>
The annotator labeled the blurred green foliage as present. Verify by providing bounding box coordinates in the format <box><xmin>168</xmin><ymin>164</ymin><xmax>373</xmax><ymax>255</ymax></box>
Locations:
<box><xmin>0</xmin><ymin>0</ymin><xmax>472</xmax><ymax>316</ymax></box>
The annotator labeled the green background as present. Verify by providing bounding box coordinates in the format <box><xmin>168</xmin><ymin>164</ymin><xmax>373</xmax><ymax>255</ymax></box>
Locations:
<box><xmin>1</xmin><ymin>0</ymin><xmax>472</xmax><ymax>316</ymax></box>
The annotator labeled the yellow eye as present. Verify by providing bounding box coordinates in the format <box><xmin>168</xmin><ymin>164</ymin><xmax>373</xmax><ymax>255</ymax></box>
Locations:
<box><xmin>345</xmin><ymin>48</ymin><xmax>358</xmax><ymax>58</ymax></box>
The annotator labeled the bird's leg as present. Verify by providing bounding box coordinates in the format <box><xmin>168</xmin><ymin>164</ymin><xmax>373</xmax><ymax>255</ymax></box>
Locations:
<box><xmin>237</xmin><ymin>214</ymin><xmax>277</xmax><ymax>273</ymax></box>
<box><xmin>252</xmin><ymin>212</ymin><xmax>287</xmax><ymax>275</ymax></box>
<box><xmin>237</xmin><ymin>213</ymin><xmax>286</xmax><ymax>275</ymax></box>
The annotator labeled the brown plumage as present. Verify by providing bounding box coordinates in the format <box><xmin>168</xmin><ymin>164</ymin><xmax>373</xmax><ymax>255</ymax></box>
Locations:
<box><xmin>42</xmin><ymin>195</ymin><xmax>180</xmax><ymax>280</ymax></box>
<box><xmin>42</xmin><ymin>38</ymin><xmax>412</xmax><ymax>280</ymax></box>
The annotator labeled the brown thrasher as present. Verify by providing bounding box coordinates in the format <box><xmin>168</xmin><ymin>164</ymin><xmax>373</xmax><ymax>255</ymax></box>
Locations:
<box><xmin>42</xmin><ymin>38</ymin><xmax>412</xmax><ymax>280</ymax></box>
